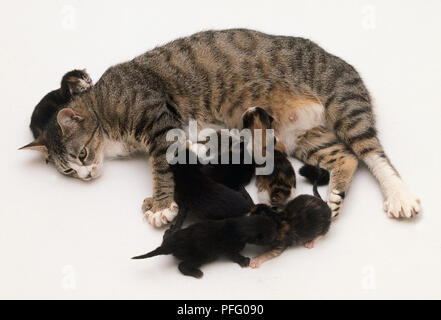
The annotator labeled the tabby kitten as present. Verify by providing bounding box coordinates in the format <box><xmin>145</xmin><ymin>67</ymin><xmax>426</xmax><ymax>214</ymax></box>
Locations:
<box><xmin>242</xmin><ymin>106</ymin><xmax>296</xmax><ymax>207</ymax></box>
<box><xmin>21</xmin><ymin>29</ymin><xmax>420</xmax><ymax>226</ymax></box>
<box><xmin>29</xmin><ymin>69</ymin><xmax>92</xmax><ymax>139</ymax></box>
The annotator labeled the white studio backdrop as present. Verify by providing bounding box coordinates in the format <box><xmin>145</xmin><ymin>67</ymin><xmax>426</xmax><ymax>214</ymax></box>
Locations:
<box><xmin>0</xmin><ymin>0</ymin><xmax>440</xmax><ymax>299</ymax></box>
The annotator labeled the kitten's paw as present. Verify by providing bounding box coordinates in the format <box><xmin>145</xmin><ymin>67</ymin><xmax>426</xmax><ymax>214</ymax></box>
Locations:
<box><xmin>304</xmin><ymin>241</ymin><xmax>315</xmax><ymax>249</ymax></box>
<box><xmin>142</xmin><ymin>198</ymin><xmax>178</xmax><ymax>228</ymax></box>
<box><xmin>327</xmin><ymin>189</ymin><xmax>345</xmax><ymax>219</ymax></box>
<box><xmin>249</xmin><ymin>259</ymin><xmax>261</xmax><ymax>269</ymax></box>
<box><xmin>239</xmin><ymin>257</ymin><xmax>251</xmax><ymax>268</ymax></box>
<box><xmin>383</xmin><ymin>187</ymin><xmax>421</xmax><ymax>219</ymax></box>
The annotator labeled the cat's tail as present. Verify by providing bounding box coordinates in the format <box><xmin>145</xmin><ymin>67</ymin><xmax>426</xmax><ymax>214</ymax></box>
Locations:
<box><xmin>299</xmin><ymin>165</ymin><xmax>330</xmax><ymax>200</ymax></box>
<box><xmin>132</xmin><ymin>246</ymin><xmax>167</xmax><ymax>259</ymax></box>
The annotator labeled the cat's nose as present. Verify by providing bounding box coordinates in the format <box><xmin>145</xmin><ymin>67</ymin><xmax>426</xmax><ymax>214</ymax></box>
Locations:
<box><xmin>81</xmin><ymin>173</ymin><xmax>92</xmax><ymax>181</ymax></box>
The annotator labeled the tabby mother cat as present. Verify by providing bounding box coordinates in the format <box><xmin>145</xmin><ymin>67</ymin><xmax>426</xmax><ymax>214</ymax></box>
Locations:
<box><xmin>21</xmin><ymin>29</ymin><xmax>421</xmax><ymax>226</ymax></box>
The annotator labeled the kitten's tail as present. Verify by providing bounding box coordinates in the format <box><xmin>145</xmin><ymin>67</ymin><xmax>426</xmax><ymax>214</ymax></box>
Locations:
<box><xmin>299</xmin><ymin>165</ymin><xmax>330</xmax><ymax>200</ymax></box>
<box><xmin>132</xmin><ymin>246</ymin><xmax>167</xmax><ymax>259</ymax></box>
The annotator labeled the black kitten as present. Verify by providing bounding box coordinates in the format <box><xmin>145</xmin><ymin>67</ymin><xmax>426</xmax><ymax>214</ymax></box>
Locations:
<box><xmin>30</xmin><ymin>69</ymin><xmax>92</xmax><ymax>139</ymax></box>
<box><xmin>132</xmin><ymin>214</ymin><xmax>278</xmax><ymax>278</ymax></box>
<box><xmin>161</xmin><ymin>144</ymin><xmax>254</xmax><ymax>239</ymax></box>
<box><xmin>199</xmin><ymin>140</ymin><xmax>255</xmax><ymax>191</ymax></box>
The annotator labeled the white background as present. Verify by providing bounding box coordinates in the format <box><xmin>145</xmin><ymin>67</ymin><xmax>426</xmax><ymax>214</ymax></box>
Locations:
<box><xmin>1</xmin><ymin>0</ymin><xmax>440</xmax><ymax>299</ymax></box>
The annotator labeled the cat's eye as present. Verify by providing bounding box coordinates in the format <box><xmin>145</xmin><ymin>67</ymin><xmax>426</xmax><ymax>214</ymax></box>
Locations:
<box><xmin>79</xmin><ymin>148</ymin><xmax>87</xmax><ymax>162</ymax></box>
<box><xmin>64</xmin><ymin>168</ymin><xmax>74</xmax><ymax>174</ymax></box>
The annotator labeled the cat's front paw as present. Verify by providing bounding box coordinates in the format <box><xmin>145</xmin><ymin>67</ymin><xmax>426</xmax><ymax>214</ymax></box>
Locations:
<box><xmin>383</xmin><ymin>187</ymin><xmax>421</xmax><ymax>219</ymax></box>
<box><xmin>142</xmin><ymin>197</ymin><xmax>178</xmax><ymax>228</ymax></box>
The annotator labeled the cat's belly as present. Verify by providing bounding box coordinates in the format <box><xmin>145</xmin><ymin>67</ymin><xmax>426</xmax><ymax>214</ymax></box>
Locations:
<box><xmin>276</xmin><ymin>103</ymin><xmax>325</xmax><ymax>154</ymax></box>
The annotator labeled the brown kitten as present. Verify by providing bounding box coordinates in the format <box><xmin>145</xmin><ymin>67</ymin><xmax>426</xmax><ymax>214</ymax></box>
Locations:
<box><xmin>248</xmin><ymin>198</ymin><xmax>331</xmax><ymax>268</ymax></box>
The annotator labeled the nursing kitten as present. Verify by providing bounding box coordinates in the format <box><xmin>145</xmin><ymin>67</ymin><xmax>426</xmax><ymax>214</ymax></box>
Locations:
<box><xmin>199</xmin><ymin>138</ymin><xmax>255</xmax><ymax>192</ymax></box>
<box><xmin>250</xmin><ymin>169</ymin><xmax>331</xmax><ymax>268</ymax></box>
<box><xmin>144</xmin><ymin>142</ymin><xmax>253</xmax><ymax>236</ymax></box>
<box><xmin>20</xmin><ymin>29</ymin><xmax>420</xmax><ymax>226</ymax></box>
<box><xmin>248</xmin><ymin>190</ymin><xmax>332</xmax><ymax>268</ymax></box>
<box><xmin>132</xmin><ymin>214</ymin><xmax>278</xmax><ymax>278</ymax></box>
<box><xmin>29</xmin><ymin>69</ymin><xmax>92</xmax><ymax>139</ymax></box>
<box><xmin>242</xmin><ymin>107</ymin><xmax>296</xmax><ymax>208</ymax></box>
<box><xmin>255</xmin><ymin>148</ymin><xmax>296</xmax><ymax>207</ymax></box>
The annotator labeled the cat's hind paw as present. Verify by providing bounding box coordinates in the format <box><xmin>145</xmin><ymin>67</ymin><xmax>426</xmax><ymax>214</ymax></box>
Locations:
<box><xmin>327</xmin><ymin>189</ymin><xmax>344</xmax><ymax>219</ymax></box>
<box><xmin>383</xmin><ymin>187</ymin><xmax>421</xmax><ymax>219</ymax></box>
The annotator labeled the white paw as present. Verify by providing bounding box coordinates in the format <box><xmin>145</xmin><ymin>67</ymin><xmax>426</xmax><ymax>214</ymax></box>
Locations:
<box><xmin>383</xmin><ymin>187</ymin><xmax>421</xmax><ymax>219</ymax></box>
<box><xmin>304</xmin><ymin>241</ymin><xmax>315</xmax><ymax>249</ymax></box>
<box><xmin>144</xmin><ymin>202</ymin><xmax>179</xmax><ymax>227</ymax></box>
<box><xmin>327</xmin><ymin>189</ymin><xmax>344</xmax><ymax>218</ymax></box>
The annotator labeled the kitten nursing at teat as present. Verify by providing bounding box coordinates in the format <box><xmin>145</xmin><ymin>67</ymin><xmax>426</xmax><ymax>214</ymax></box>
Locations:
<box><xmin>132</xmin><ymin>214</ymin><xmax>278</xmax><ymax>278</ymax></box>
<box><xmin>249</xmin><ymin>173</ymin><xmax>332</xmax><ymax>269</ymax></box>
<box><xmin>242</xmin><ymin>106</ymin><xmax>296</xmax><ymax>208</ymax></box>
<box><xmin>144</xmin><ymin>142</ymin><xmax>253</xmax><ymax>236</ymax></box>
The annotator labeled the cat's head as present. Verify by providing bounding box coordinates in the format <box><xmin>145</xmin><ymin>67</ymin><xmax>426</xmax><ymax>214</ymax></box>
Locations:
<box><xmin>20</xmin><ymin>106</ymin><xmax>105</xmax><ymax>181</ymax></box>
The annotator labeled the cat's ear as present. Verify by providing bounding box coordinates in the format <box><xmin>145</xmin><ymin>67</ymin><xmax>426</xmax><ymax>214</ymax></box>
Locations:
<box><xmin>57</xmin><ymin>108</ymin><xmax>84</xmax><ymax>135</ymax></box>
<box><xmin>19</xmin><ymin>135</ymin><xmax>48</xmax><ymax>156</ymax></box>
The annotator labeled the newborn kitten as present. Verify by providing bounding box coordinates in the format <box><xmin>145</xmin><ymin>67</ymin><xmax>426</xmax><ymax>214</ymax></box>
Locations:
<box><xmin>255</xmin><ymin>147</ymin><xmax>296</xmax><ymax>207</ymax></box>
<box><xmin>132</xmin><ymin>214</ymin><xmax>278</xmax><ymax>278</ymax></box>
<box><xmin>242</xmin><ymin>106</ymin><xmax>296</xmax><ymax>207</ymax></box>
<box><xmin>143</xmin><ymin>142</ymin><xmax>253</xmax><ymax>236</ymax></box>
<box><xmin>249</xmin><ymin>183</ymin><xmax>332</xmax><ymax>268</ymax></box>
<box><xmin>199</xmin><ymin>139</ymin><xmax>255</xmax><ymax>192</ymax></box>
<box><xmin>29</xmin><ymin>69</ymin><xmax>92</xmax><ymax>139</ymax></box>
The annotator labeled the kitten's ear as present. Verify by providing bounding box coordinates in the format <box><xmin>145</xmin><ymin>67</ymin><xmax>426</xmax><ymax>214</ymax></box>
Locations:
<box><xmin>19</xmin><ymin>135</ymin><xmax>48</xmax><ymax>156</ymax></box>
<box><xmin>57</xmin><ymin>108</ymin><xmax>84</xmax><ymax>135</ymax></box>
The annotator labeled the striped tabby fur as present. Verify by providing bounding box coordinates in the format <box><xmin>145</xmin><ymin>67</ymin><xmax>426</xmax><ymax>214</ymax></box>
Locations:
<box><xmin>23</xmin><ymin>29</ymin><xmax>420</xmax><ymax>225</ymax></box>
